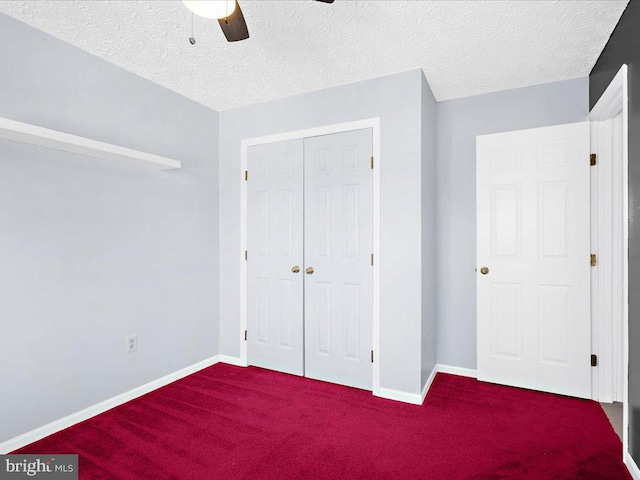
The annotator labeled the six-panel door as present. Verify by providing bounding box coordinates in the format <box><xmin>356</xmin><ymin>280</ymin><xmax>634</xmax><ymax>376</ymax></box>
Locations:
<box><xmin>247</xmin><ymin>139</ymin><xmax>304</xmax><ymax>376</ymax></box>
<box><xmin>303</xmin><ymin>129</ymin><xmax>373</xmax><ymax>390</ymax></box>
<box><xmin>476</xmin><ymin>122</ymin><xmax>591</xmax><ymax>399</ymax></box>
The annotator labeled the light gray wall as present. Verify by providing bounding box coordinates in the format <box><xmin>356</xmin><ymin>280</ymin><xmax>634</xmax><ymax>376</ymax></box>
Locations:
<box><xmin>0</xmin><ymin>14</ymin><xmax>219</xmax><ymax>444</ymax></box>
<box><xmin>219</xmin><ymin>69</ymin><xmax>427</xmax><ymax>394</ymax></box>
<box><xmin>0</xmin><ymin>11</ymin><xmax>592</xmax><ymax>445</ymax></box>
<box><xmin>436</xmin><ymin>77</ymin><xmax>589</xmax><ymax>369</ymax></box>
<box><xmin>421</xmin><ymin>72</ymin><xmax>438</xmax><ymax>387</ymax></box>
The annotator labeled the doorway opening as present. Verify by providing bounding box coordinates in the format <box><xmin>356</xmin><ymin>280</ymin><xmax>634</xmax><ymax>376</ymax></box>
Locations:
<box><xmin>474</xmin><ymin>66</ymin><xmax>629</xmax><ymax>447</ymax></box>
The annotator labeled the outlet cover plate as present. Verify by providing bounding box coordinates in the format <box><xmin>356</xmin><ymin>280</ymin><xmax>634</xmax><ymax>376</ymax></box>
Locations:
<box><xmin>126</xmin><ymin>334</ymin><xmax>137</xmax><ymax>353</ymax></box>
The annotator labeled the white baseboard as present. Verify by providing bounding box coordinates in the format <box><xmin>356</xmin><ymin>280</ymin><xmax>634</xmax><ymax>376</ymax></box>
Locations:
<box><xmin>436</xmin><ymin>364</ymin><xmax>478</xmax><ymax>378</ymax></box>
<box><xmin>0</xmin><ymin>355</ymin><xmax>220</xmax><ymax>454</ymax></box>
<box><xmin>421</xmin><ymin>365</ymin><xmax>438</xmax><ymax>403</ymax></box>
<box><xmin>377</xmin><ymin>364</ymin><xmax>466</xmax><ymax>406</ymax></box>
<box><xmin>377</xmin><ymin>387</ymin><xmax>423</xmax><ymax>405</ymax></box>
<box><xmin>218</xmin><ymin>355</ymin><xmax>247</xmax><ymax>367</ymax></box>
<box><xmin>625</xmin><ymin>452</ymin><xmax>640</xmax><ymax>480</ymax></box>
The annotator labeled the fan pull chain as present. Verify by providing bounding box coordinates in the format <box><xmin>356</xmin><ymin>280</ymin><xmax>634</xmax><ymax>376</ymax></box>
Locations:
<box><xmin>189</xmin><ymin>12</ymin><xmax>196</xmax><ymax>45</ymax></box>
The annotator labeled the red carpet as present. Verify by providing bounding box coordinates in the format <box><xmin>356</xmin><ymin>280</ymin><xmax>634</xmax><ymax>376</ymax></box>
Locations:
<box><xmin>15</xmin><ymin>363</ymin><xmax>630</xmax><ymax>479</ymax></box>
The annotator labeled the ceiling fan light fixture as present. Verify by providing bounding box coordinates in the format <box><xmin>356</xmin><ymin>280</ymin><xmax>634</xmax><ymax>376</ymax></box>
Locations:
<box><xmin>182</xmin><ymin>1</ymin><xmax>236</xmax><ymax>20</ymax></box>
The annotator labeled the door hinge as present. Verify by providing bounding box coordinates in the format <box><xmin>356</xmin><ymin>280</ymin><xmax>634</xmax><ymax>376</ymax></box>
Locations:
<box><xmin>590</xmin><ymin>153</ymin><xmax>597</xmax><ymax>166</ymax></box>
<box><xmin>371</xmin><ymin>350</ymin><xmax>374</xmax><ymax>363</ymax></box>
<box><xmin>244</xmin><ymin>330</ymin><xmax>247</xmax><ymax>341</ymax></box>
<box><xmin>591</xmin><ymin>354</ymin><xmax>598</xmax><ymax>367</ymax></box>
<box><xmin>590</xmin><ymin>254</ymin><xmax>597</xmax><ymax>267</ymax></box>
<box><xmin>245</xmin><ymin>250</ymin><xmax>248</xmax><ymax>261</ymax></box>
<box><xmin>371</xmin><ymin>253</ymin><xmax>374</xmax><ymax>266</ymax></box>
<box><xmin>371</xmin><ymin>156</ymin><xmax>374</xmax><ymax>169</ymax></box>
<box><xmin>245</xmin><ymin>170</ymin><xmax>248</xmax><ymax>181</ymax></box>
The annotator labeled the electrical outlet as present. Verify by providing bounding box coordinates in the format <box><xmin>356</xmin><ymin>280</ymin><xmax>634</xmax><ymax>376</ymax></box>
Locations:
<box><xmin>126</xmin><ymin>334</ymin><xmax>137</xmax><ymax>353</ymax></box>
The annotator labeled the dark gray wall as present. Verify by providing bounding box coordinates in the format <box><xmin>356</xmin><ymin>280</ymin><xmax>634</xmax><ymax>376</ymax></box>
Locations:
<box><xmin>436</xmin><ymin>78</ymin><xmax>589</xmax><ymax>369</ymax></box>
<box><xmin>0</xmin><ymin>14</ymin><xmax>219</xmax><ymax>444</ymax></box>
<box><xmin>589</xmin><ymin>0</ymin><xmax>640</xmax><ymax>461</ymax></box>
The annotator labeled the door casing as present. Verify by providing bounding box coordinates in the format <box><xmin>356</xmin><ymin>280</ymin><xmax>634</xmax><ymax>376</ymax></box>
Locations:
<box><xmin>239</xmin><ymin>118</ymin><xmax>381</xmax><ymax>396</ymax></box>
<box><xmin>588</xmin><ymin>64</ymin><xmax>629</xmax><ymax>463</ymax></box>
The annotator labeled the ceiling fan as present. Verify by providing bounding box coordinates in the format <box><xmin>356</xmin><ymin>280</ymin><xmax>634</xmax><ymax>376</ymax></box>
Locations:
<box><xmin>183</xmin><ymin>0</ymin><xmax>334</xmax><ymax>42</ymax></box>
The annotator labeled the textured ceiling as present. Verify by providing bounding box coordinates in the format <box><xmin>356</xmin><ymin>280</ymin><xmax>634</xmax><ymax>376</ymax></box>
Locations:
<box><xmin>0</xmin><ymin>0</ymin><xmax>628</xmax><ymax>111</ymax></box>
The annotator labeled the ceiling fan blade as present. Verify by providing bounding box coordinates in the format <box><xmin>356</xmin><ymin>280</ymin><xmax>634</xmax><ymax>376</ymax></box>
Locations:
<box><xmin>316</xmin><ymin>0</ymin><xmax>335</xmax><ymax>3</ymax></box>
<box><xmin>218</xmin><ymin>0</ymin><xmax>249</xmax><ymax>42</ymax></box>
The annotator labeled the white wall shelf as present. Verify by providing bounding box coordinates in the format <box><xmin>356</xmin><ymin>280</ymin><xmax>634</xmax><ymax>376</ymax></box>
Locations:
<box><xmin>0</xmin><ymin>116</ymin><xmax>181</xmax><ymax>170</ymax></box>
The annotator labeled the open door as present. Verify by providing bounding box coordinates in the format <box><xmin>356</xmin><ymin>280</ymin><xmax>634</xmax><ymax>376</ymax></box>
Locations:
<box><xmin>476</xmin><ymin>122</ymin><xmax>591</xmax><ymax>399</ymax></box>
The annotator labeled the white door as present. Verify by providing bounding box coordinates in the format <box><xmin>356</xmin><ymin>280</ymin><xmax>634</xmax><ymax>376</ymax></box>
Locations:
<box><xmin>303</xmin><ymin>129</ymin><xmax>373</xmax><ymax>390</ymax></box>
<box><xmin>476</xmin><ymin>122</ymin><xmax>591</xmax><ymax>399</ymax></box>
<box><xmin>247</xmin><ymin>139</ymin><xmax>304</xmax><ymax>376</ymax></box>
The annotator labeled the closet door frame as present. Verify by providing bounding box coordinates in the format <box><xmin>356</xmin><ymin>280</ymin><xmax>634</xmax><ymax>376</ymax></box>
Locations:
<box><xmin>239</xmin><ymin>118</ymin><xmax>381</xmax><ymax>396</ymax></box>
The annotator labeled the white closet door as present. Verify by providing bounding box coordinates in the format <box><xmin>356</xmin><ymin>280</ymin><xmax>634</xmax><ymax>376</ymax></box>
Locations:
<box><xmin>303</xmin><ymin>129</ymin><xmax>373</xmax><ymax>390</ymax></box>
<box><xmin>247</xmin><ymin>139</ymin><xmax>304</xmax><ymax>376</ymax></box>
<box><xmin>476</xmin><ymin>122</ymin><xmax>591</xmax><ymax>399</ymax></box>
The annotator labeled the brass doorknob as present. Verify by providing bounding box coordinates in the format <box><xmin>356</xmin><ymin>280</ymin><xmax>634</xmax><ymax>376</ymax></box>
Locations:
<box><xmin>291</xmin><ymin>266</ymin><xmax>300</xmax><ymax>273</ymax></box>
<box><xmin>305</xmin><ymin>267</ymin><xmax>314</xmax><ymax>275</ymax></box>
<box><xmin>480</xmin><ymin>267</ymin><xmax>489</xmax><ymax>275</ymax></box>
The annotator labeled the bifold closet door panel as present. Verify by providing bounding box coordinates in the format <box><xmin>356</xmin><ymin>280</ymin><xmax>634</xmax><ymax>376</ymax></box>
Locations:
<box><xmin>303</xmin><ymin>129</ymin><xmax>373</xmax><ymax>390</ymax></box>
<box><xmin>247</xmin><ymin>139</ymin><xmax>304</xmax><ymax>376</ymax></box>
